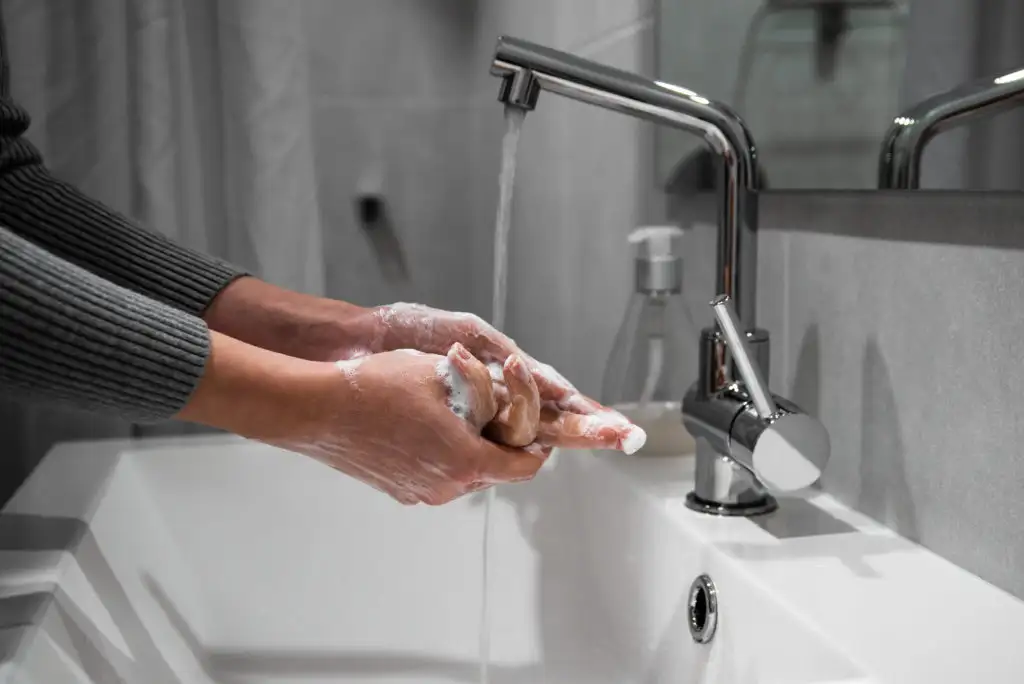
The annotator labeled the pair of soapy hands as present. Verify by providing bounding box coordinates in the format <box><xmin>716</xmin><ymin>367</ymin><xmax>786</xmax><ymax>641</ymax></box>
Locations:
<box><xmin>273</xmin><ymin>303</ymin><xmax>646</xmax><ymax>507</ymax></box>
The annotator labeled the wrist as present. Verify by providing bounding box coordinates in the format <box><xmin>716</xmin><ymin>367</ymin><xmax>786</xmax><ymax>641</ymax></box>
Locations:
<box><xmin>176</xmin><ymin>330</ymin><xmax>341</xmax><ymax>440</ymax></box>
<box><xmin>204</xmin><ymin>277</ymin><xmax>372</xmax><ymax>362</ymax></box>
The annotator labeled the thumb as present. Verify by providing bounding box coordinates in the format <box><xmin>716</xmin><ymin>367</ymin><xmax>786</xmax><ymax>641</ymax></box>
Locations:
<box><xmin>445</xmin><ymin>343</ymin><xmax>498</xmax><ymax>430</ymax></box>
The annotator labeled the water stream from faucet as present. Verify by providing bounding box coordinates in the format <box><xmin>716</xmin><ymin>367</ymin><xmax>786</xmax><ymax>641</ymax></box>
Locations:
<box><xmin>480</xmin><ymin>105</ymin><xmax>526</xmax><ymax>684</ymax></box>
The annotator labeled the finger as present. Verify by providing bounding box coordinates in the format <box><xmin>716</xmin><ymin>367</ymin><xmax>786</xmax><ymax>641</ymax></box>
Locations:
<box><xmin>375</xmin><ymin>482</ymin><xmax>420</xmax><ymax>506</ymax></box>
<box><xmin>420</xmin><ymin>307</ymin><xmax>605</xmax><ymax>415</ymax></box>
<box><xmin>373</xmin><ymin>304</ymin><xmax>588</xmax><ymax>410</ymax></box>
<box><xmin>519</xmin><ymin>358</ymin><xmax>610</xmax><ymax>415</ymax></box>
<box><xmin>474</xmin><ymin>440</ymin><xmax>551</xmax><ymax>484</ymax></box>
<box><xmin>490</xmin><ymin>380</ymin><xmax>511</xmax><ymax>405</ymax></box>
<box><xmin>434</xmin><ymin>311</ymin><xmax>518</xmax><ymax>362</ymax></box>
<box><xmin>488</xmin><ymin>361</ymin><xmax>511</xmax><ymax>404</ymax></box>
<box><xmin>420</xmin><ymin>484</ymin><xmax>464</xmax><ymax>506</ymax></box>
<box><xmin>437</xmin><ymin>314</ymin><xmax>594</xmax><ymax>412</ymax></box>
<box><xmin>446</xmin><ymin>343</ymin><xmax>499</xmax><ymax>430</ymax></box>
<box><xmin>522</xmin><ymin>358</ymin><xmax>578</xmax><ymax>405</ymax></box>
<box><xmin>554</xmin><ymin>391</ymin><xmax>608</xmax><ymax>415</ymax></box>
<box><xmin>465</xmin><ymin>481</ymin><xmax>493</xmax><ymax>495</ymax></box>
<box><xmin>434</xmin><ymin>314</ymin><xmax>578</xmax><ymax>407</ymax></box>
<box><xmin>536</xmin><ymin>407</ymin><xmax>647</xmax><ymax>454</ymax></box>
<box><xmin>393</xmin><ymin>491</ymin><xmax>420</xmax><ymax>506</ymax></box>
<box><xmin>522</xmin><ymin>442</ymin><xmax>553</xmax><ymax>459</ymax></box>
<box><xmin>484</xmin><ymin>355</ymin><xmax>540</xmax><ymax>448</ymax></box>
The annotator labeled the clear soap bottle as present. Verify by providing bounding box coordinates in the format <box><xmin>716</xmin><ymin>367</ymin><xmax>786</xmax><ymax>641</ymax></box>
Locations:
<box><xmin>601</xmin><ymin>225</ymin><xmax>698</xmax><ymax>455</ymax></box>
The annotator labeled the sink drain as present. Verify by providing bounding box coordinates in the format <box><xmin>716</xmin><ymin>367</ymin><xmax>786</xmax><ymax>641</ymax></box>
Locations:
<box><xmin>688</xmin><ymin>574</ymin><xmax>718</xmax><ymax>644</ymax></box>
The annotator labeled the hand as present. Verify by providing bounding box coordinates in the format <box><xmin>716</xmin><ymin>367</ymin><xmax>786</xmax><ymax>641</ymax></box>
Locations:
<box><xmin>309</xmin><ymin>345</ymin><xmax>553</xmax><ymax>504</ymax></box>
<box><xmin>204</xmin><ymin>280</ymin><xmax>573</xmax><ymax>405</ymax></box>
<box><xmin>179</xmin><ymin>332</ymin><xmax>551</xmax><ymax>505</ymax></box>
<box><xmin>355</xmin><ymin>303</ymin><xmax>646</xmax><ymax>453</ymax></box>
<box><xmin>356</xmin><ymin>303</ymin><xmax>585</xmax><ymax>405</ymax></box>
<box><xmin>203</xmin><ymin>280</ymin><xmax>646</xmax><ymax>454</ymax></box>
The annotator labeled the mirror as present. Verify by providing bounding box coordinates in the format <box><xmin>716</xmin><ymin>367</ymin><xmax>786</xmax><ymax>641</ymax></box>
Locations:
<box><xmin>656</xmin><ymin>1</ymin><xmax>1024</xmax><ymax>192</ymax></box>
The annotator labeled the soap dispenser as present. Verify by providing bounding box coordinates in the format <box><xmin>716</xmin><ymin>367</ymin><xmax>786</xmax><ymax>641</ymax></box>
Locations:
<box><xmin>601</xmin><ymin>225</ymin><xmax>698</xmax><ymax>455</ymax></box>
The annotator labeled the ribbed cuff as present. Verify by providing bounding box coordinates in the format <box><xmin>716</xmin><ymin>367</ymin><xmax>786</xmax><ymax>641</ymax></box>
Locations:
<box><xmin>0</xmin><ymin>227</ymin><xmax>210</xmax><ymax>422</ymax></box>
<box><xmin>0</xmin><ymin>163</ymin><xmax>247</xmax><ymax>316</ymax></box>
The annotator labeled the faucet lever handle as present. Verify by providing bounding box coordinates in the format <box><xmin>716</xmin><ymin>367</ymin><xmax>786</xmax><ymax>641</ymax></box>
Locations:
<box><xmin>710</xmin><ymin>294</ymin><xmax>778</xmax><ymax>418</ymax></box>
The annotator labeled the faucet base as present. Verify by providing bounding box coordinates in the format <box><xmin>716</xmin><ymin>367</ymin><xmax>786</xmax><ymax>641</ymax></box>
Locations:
<box><xmin>685</xmin><ymin>491</ymin><xmax>778</xmax><ymax>517</ymax></box>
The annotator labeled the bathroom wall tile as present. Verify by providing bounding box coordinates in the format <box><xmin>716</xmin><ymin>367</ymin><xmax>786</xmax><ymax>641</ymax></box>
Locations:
<box><xmin>471</xmin><ymin>0</ymin><xmax>591</xmax><ymax>104</ymax></box>
<box><xmin>471</xmin><ymin>0</ymin><xmax>654</xmax><ymax>98</ymax></box>
<box><xmin>555</xmin><ymin>0</ymin><xmax>656</xmax><ymax>52</ymax></box>
<box><xmin>760</xmin><ymin>192</ymin><xmax>1024</xmax><ymax>600</ymax></box>
<box><xmin>482</xmin><ymin>0</ymin><xmax>653</xmax><ymax>51</ymax></box>
<box><xmin>311</xmin><ymin>101</ymin><xmax>476</xmax><ymax>312</ymax></box>
<box><xmin>756</xmin><ymin>224</ymin><xmax>789</xmax><ymax>387</ymax></box>
<box><xmin>303</xmin><ymin>0</ymin><xmax>478</xmax><ymax>103</ymax></box>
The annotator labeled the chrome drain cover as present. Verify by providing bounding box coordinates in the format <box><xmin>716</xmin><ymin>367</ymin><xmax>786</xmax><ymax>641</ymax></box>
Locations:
<box><xmin>688</xmin><ymin>574</ymin><xmax>718</xmax><ymax>644</ymax></box>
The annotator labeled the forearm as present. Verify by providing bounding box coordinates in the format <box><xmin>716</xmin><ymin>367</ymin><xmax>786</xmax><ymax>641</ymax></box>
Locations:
<box><xmin>0</xmin><ymin>162</ymin><xmax>246</xmax><ymax>316</ymax></box>
<box><xmin>203</xmin><ymin>277</ymin><xmax>373</xmax><ymax>362</ymax></box>
<box><xmin>175</xmin><ymin>329</ymin><xmax>337</xmax><ymax>440</ymax></box>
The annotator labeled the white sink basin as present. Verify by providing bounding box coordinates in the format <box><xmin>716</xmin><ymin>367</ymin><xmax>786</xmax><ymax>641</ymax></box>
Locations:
<box><xmin>1</xmin><ymin>435</ymin><xmax>1022</xmax><ymax>683</ymax></box>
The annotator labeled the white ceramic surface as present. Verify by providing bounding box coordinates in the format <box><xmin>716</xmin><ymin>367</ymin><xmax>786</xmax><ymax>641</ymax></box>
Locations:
<box><xmin>0</xmin><ymin>435</ymin><xmax>1022</xmax><ymax>683</ymax></box>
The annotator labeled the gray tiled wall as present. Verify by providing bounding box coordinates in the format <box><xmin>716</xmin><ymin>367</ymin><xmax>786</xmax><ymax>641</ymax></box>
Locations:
<box><xmin>760</xmin><ymin>192</ymin><xmax>1024</xmax><ymax>600</ymax></box>
<box><xmin>304</xmin><ymin>0</ymin><xmax>481</xmax><ymax>312</ymax></box>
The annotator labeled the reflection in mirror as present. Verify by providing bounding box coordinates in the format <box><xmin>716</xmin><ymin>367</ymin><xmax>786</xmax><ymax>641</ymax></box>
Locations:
<box><xmin>656</xmin><ymin>0</ymin><xmax>1024</xmax><ymax>192</ymax></box>
<box><xmin>879</xmin><ymin>66</ymin><xmax>1024</xmax><ymax>190</ymax></box>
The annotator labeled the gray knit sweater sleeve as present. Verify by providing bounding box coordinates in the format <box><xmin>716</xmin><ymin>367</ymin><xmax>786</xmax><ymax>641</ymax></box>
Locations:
<box><xmin>1</xmin><ymin>227</ymin><xmax>213</xmax><ymax>421</ymax></box>
<box><xmin>0</xmin><ymin>14</ymin><xmax>247</xmax><ymax>421</ymax></box>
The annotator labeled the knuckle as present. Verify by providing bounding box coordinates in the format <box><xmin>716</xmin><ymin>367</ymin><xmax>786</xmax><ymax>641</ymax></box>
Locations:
<box><xmin>423</xmin><ymin>489</ymin><xmax>457</xmax><ymax>506</ymax></box>
<box><xmin>392</xmin><ymin>492</ymin><xmax>419</xmax><ymax>506</ymax></box>
<box><xmin>461</xmin><ymin>463</ymin><xmax>483</xmax><ymax>486</ymax></box>
<box><xmin>514</xmin><ymin>464</ymin><xmax>543</xmax><ymax>483</ymax></box>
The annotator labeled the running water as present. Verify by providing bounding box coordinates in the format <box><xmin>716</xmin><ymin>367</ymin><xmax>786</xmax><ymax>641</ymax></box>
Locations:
<box><xmin>480</xmin><ymin>106</ymin><xmax>526</xmax><ymax>684</ymax></box>
<box><xmin>491</xmin><ymin>107</ymin><xmax>525</xmax><ymax>334</ymax></box>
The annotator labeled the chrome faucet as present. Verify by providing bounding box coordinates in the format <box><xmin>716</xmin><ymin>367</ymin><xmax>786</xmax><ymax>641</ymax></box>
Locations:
<box><xmin>879</xmin><ymin>65</ymin><xmax>1024</xmax><ymax>189</ymax></box>
<box><xmin>490</xmin><ymin>36</ymin><xmax>830</xmax><ymax>516</ymax></box>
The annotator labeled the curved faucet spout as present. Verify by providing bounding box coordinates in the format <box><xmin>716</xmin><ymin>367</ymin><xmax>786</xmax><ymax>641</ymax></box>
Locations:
<box><xmin>879</xmin><ymin>66</ymin><xmax>1024</xmax><ymax>189</ymax></box>
<box><xmin>490</xmin><ymin>36</ymin><xmax>761</xmax><ymax>350</ymax></box>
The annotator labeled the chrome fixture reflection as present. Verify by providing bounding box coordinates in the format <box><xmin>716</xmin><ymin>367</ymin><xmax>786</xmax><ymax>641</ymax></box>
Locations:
<box><xmin>879</xmin><ymin>65</ymin><xmax>1024</xmax><ymax>189</ymax></box>
<box><xmin>683</xmin><ymin>296</ymin><xmax>830</xmax><ymax>515</ymax></box>
<box><xmin>489</xmin><ymin>36</ymin><xmax>830</xmax><ymax>516</ymax></box>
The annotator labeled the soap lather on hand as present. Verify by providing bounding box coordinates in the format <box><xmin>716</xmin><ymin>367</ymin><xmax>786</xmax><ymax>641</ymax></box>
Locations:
<box><xmin>442</xmin><ymin>342</ymin><xmax>647</xmax><ymax>456</ymax></box>
<box><xmin>345</xmin><ymin>302</ymin><xmax>647</xmax><ymax>456</ymax></box>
